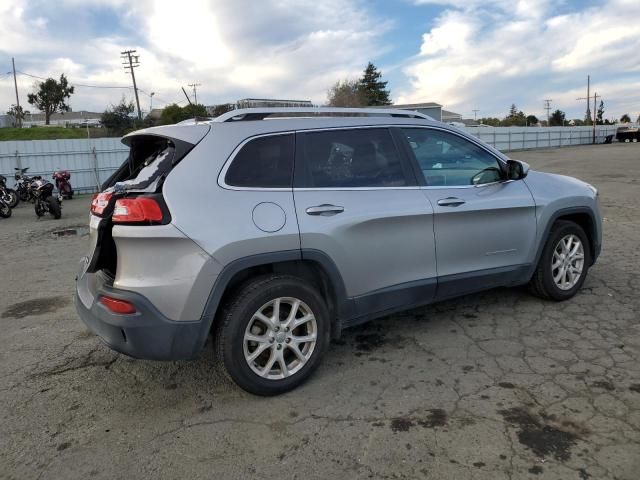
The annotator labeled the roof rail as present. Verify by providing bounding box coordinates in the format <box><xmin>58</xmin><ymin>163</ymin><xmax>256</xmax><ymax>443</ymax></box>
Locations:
<box><xmin>212</xmin><ymin>107</ymin><xmax>435</xmax><ymax>123</ymax></box>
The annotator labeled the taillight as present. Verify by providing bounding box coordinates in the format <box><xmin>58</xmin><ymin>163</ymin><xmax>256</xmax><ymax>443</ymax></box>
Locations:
<box><xmin>112</xmin><ymin>197</ymin><xmax>164</xmax><ymax>224</ymax></box>
<box><xmin>99</xmin><ymin>296</ymin><xmax>137</xmax><ymax>315</ymax></box>
<box><xmin>91</xmin><ymin>191</ymin><xmax>113</xmax><ymax>216</ymax></box>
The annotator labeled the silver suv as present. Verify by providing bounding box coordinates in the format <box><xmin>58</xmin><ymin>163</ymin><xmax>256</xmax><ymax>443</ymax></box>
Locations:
<box><xmin>75</xmin><ymin>108</ymin><xmax>602</xmax><ymax>395</ymax></box>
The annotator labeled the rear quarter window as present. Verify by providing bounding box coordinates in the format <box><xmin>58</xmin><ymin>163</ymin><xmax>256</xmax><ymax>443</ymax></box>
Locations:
<box><xmin>225</xmin><ymin>134</ymin><xmax>294</xmax><ymax>188</ymax></box>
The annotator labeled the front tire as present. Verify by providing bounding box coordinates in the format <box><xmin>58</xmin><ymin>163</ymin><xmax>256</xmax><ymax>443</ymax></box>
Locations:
<box><xmin>529</xmin><ymin>220</ymin><xmax>591</xmax><ymax>301</ymax></box>
<box><xmin>47</xmin><ymin>196</ymin><xmax>62</xmax><ymax>219</ymax></box>
<box><xmin>2</xmin><ymin>189</ymin><xmax>18</xmax><ymax>208</ymax></box>
<box><xmin>34</xmin><ymin>200</ymin><xmax>45</xmax><ymax>217</ymax></box>
<box><xmin>0</xmin><ymin>202</ymin><xmax>11</xmax><ymax>218</ymax></box>
<box><xmin>216</xmin><ymin>275</ymin><xmax>330</xmax><ymax>395</ymax></box>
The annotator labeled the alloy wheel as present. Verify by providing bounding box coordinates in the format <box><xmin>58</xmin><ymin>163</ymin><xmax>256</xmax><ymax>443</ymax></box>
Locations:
<box><xmin>243</xmin><ymin>297</ymin><xmax>317</xmax><ymax>380</ymax></box>
<box><xmin>552</xmin><ymin>234</ymin><xmax>585</xmax><ymax>290</ymax></box>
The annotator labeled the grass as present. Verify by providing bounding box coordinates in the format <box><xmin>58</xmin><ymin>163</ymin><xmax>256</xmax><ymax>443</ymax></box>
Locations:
<box><xmin>0</xmin><ymin>127</ymin><xmax>116</xmax><ymax>141</ymax></box>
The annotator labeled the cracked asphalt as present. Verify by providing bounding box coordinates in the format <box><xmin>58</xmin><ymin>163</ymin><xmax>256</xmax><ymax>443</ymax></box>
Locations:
<box><xmin>1</xmin><ymin>143</ymin><xmax>639</xmax><ymax>479</ymax></box>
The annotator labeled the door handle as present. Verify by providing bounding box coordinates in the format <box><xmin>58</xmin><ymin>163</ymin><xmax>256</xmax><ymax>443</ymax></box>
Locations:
<box><xmin>305</xmin><ymin>204</ymin><xmax>345</xmax><ymax>216</ymax></box>
<box><xmin>437</xmin><ymin>197</ymin><xmax>466</xmax><ymax>207</ymax></box>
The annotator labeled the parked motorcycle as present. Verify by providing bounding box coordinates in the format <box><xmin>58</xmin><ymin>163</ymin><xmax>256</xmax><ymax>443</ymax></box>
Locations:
<box><xmin>53</xmin><ymin>170</ymin><xmax>73</xmax><ymax>199</ymax></box>
<box><xmin>31</xmin><ymin>177</ymin><xmax>62</xmax><ymax>219</ymax></box>
<box><xmin>0</xmin><ymin>195</ymin><xmax>11</xmax><ymax>218</ymax></box>
<box><xmin>14</xmin><ymin>167</ymin><xmax>35</xmax><ymax>203</ymax></box>
<box><xmin>0</xmin><ymin>174</ymin><xmax>19</xmax><ymax>208</ymax></box>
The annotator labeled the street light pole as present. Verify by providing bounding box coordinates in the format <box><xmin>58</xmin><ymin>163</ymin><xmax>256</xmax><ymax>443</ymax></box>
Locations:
<box><xmin>12</xmin><ymin>57</ymin><xmax>22</xmax><ymax>128</ymax></box>
<box><xmin>150</xmin><ymin>92</ymin><xmax>155</xmax><ymax>112</ymax></box>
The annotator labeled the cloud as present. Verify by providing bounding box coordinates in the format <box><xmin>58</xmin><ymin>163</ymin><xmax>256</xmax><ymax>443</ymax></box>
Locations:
<box><xmin>399</xmin><ymin>0</ymin><xmax>640</xmax><ymax>119</ymax></box>
<box><xmin>0</xmin><ymin>0</ymin><xmax>387</xmax><ymax>113</ymax></box>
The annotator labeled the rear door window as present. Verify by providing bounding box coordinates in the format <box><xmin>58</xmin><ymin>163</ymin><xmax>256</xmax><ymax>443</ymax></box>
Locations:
<box><xmin>225</xmin><ymin>134</ymin><xmax>294</xmax><ymax>188</ymax></box>
<box><xmin>296</xmin><ymin>128</ymin><xmax>409</xmax><ymax>188</ymax></box>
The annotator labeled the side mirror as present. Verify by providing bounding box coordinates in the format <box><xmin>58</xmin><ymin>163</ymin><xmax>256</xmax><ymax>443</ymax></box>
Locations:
<box><xmin>506</xmin><ymin>160</ymin><xmax>529</xmax><ymax>180</ymax></box>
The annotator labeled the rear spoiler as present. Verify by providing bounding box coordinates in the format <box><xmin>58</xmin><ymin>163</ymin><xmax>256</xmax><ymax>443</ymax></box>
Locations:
<box><xmin>122</xmin><ymin>124</ymin><xmax>210</xmax><ymax>146</ymax></box>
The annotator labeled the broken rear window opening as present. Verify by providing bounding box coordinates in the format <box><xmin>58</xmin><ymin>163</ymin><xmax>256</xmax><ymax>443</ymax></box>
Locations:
<box><xmin>102</xmin><ymin>135</ymin><xmax>194</xmax><ymax>193</ymax></box>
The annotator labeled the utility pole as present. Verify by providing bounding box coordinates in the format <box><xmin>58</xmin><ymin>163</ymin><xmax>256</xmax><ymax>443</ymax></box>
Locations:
<box><xmin>181</xmin><ymin>87</ymin><xmax>193</xmax><ymax>105</ymax></box>
<box><xmin>593</xmin><ymin>92</ymin><xmax>598</xmax><ymax>144</ymax></box>
<box><xmin>188</xmin><ymin>82</ymin><xmax>202</xmax><ymax>105</ymax></box>
<box><xmin>121</xmin><ymin>50</ymin><xmax>142</xmax><ymax>120</ymax></box>
<box><xmin>576</xmin><ymin>90</ymin><xmax>600</xmax><ymax>144</ymax></box>
<box><xmin>11</xmin><ymin>57</ymin><xmax>22</xmax><ymax>128</ymax></box>
<box><xmin>149</xmin><ymin>92</ymin><xmax>155</xmax><ymax>113</ymax></box>
<box><xmin>472</xmin><ymin>109</ymin><xmax>479</xmax><ymax>121</ymax></box>
<box><xmin>544</xmin><ymin>99</ymin><xmax>552</xmax><ymax>125</ymax></box>
<box><xmin>585</xmin><ymin>75</ymin><xmax>590</xmax><ymax>124</ymax></box>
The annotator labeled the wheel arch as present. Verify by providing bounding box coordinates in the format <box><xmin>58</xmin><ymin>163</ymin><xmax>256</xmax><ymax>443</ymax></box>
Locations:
<box><xmin>528</xmin><ymin>206</ymin><xmax>599</xmax><ymax>281</ymax></box>
<box><xmin>194</xmin><ymin>250</ymin><xmax>352</xmax><ymax>353</ymax></box>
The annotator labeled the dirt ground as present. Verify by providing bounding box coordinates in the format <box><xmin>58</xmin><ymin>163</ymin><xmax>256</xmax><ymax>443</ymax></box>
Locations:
<box><xmin>1</xmin><ymin>143</ymin><xmax>639</xmax><ymax>480</ymax></box>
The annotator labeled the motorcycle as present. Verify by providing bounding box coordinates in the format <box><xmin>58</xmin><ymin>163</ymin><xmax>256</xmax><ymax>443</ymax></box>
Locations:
<box><xmin>53</xmin><ymin>170</ymin><xmax>73</xmax><ymax>199</ymax></box>
<box><xmin>0</xmin><ymin>174</ymin><xmax>19</xmax><ymax>208</ymax></box>
<box><xmin>14</xmin><ymin>167</ymin><xmax>35</xmax><ymax>203</ymax></box>
<box><xmin>0</xmin><ymin>195</ymin><xmax>11</xmax><ymax>218</ymax></box>
<box><xmin>31</xmin><ymin>177</ymin><xmax>62</xmax><ymax>219</ymax></box>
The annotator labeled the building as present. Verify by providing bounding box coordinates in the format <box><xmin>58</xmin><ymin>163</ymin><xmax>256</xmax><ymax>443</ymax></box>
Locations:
<box><xmin>21</xmin><ymin>111</ymin><xmax>103</xmax><ymax>128</ymax></box>
<box><xmin>235</xmin><ymin>98</ymin><xmax>313</xmax><ymax>109</ymax></box>
<box><xmin>389</xmin><ymin>102</ymin><xmax>443</xmax><ymax>121</ymax></box>
<box><xmin>441</xmin><ymin>109</ymin><xmax>463</xmax><ymax>123</ymax></box>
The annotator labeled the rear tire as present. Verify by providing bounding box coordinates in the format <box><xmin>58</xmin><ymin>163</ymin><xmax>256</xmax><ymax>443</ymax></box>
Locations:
<box><xmin>529</xmin><ymin>220</ymin><xmax>591</xmax><ymax>301</ymax></box>
<box><xmin>215</xmin><ymin>275</ymin><xmax>330</xmax><ymax>395</ymax></box>
<box><xmin>47</xmin><ymin>196</ymin><xmax>62</xmax><ymax>219</ymax></box>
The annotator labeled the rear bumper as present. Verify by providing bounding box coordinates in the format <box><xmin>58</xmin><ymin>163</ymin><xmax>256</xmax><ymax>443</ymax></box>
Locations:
<box><xmin>74</xmin><ymin>258</ymin><xmax>205</xmax><ymax>360</ymax></box>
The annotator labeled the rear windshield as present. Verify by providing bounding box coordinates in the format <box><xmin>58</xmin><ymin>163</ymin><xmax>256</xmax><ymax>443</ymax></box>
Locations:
<box><xmin>103</xmin><ymin>136</ymin><xmax>192</xmax><ymax>192</ymax></box>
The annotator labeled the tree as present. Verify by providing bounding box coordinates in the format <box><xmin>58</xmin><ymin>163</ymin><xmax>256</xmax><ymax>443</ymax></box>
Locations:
<box><xmin>596</xmin><ymin>100</ymin><xmax>605</xmax><ymax>125</ymax></box>
<box><xmin>159</xmin><ymin>103</ymin><xmax>208</xmax><ymax>125</ymax></box>
<box><xmin>27</xmin><ymin>74</ymin><xmax>74</xmax><ymax>125</ymax></box>
<box><xmin>526</xmin><ymin>115</ymin><xmax>539</xmax><ymax>126</ymax></box>
<box><xmin>358</xmin><ymin>62</ymin><xmax>392</xmax><ymax>106</ymax></box>
<box><xmin>478</xmin><ymin>117</ymin><xmax>501</xmax><ymax>126</ymax></box>
<box><xmin>101</xmin><ymin>98</ymin><xmax>136</xmax><ymax>135</ymax></box>
<box><xmin>502</xmin><ymin>104</ymin><xmax>526</xmax><ymax>126</ymax></box>
<box><xmin>549</xmin><ymin>109</ymin><xmax>566</xmax><ymax>126</ymax></box>
<box><xmin>6</xmin><ymin>105</ymin><xmax>25</xmax><ymax>127</ymax></box>
<box><xmin>620</xmin><ymin>113</ymin><xmax>631</xmax><ymax>123</ymax></box>
<box><xmin>327</xmin><ymin>79</ymin><xmax>366</xmax><ymax>107</ymax></box>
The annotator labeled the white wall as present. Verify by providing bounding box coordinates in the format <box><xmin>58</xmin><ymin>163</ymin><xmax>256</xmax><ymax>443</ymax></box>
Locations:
<box><xmin>0</xmin><ymin>125</ymin><xmax>629</xmax><ymax>194</ymax></box>
<box><xmin>0</xmin><ymin>137</ymin><xmax>127</xmax><ymax>193</ymax></box>
<box><xmin>462</xmin><ymin>125</ymin><xmax>620</xmax><ymax>151</ymax></box>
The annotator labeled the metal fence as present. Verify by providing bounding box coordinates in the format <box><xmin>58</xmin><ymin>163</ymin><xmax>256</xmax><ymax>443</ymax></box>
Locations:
<box><xmin>462</xmin><ymin>125</ymin><xmax>620</xmax><ymax>151</ymax></box>
<box><xmin>0</xmin><ymin>137</ymin><xmax>128</xmax><ymax>193</ymax></box>
<box><xmin>0</xmin><ymin>125</ymin><xmax>629</xmax><ymax>194</ymax></box>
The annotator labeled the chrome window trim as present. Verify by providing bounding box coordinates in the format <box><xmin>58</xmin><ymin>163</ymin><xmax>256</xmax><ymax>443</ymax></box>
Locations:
<box><xmin>218</xmin><ymin>124</ymin><xmax>508</xmax><ymax>192</ymax></box>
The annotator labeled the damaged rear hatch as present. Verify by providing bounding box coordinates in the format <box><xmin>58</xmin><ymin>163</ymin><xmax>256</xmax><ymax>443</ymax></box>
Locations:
<box><xmin>84</xmin><ymin>124</ymin><xmax>210</xmax><ymax>278</ymax></box>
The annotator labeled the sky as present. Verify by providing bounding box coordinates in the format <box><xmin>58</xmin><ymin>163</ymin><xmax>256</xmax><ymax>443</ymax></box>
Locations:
<box><xmin>1</xmin><ymin>0</ymin><xmax>639</xmax><ymax>121</ymax></box>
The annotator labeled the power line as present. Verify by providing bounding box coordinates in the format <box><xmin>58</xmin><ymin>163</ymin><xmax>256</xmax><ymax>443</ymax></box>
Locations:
<box><xmin>18</xmin><ymin>70</ymin><xmax>132</xmax><ymax>89</ymax></box>
<box><xmin>13</xmin><ymin>68</ymin><xmax>188</xmax><ymax>110</ymax></box>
